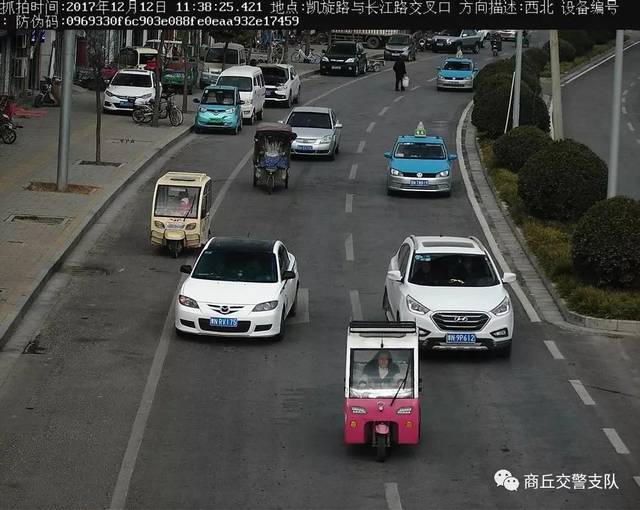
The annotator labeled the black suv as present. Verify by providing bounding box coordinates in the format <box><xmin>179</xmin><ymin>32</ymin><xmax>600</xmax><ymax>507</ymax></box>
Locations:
<box><xmin>320</xmin><ymin>42</ymin><xmax>367</xmax><ymax>76</ymax></box>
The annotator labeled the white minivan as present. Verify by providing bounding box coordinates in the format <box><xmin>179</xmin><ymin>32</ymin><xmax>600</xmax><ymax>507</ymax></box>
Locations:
<box><xmin>216</xmin><ymin>66</ymin><xmax>266</xmax><ymax>125</ymax></box>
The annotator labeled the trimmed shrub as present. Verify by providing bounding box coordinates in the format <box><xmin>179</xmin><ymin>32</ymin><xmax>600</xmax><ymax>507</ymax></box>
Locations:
<box><xmin>588</xmin><ymin>29</ymin><xmax>616</xmax><ymax>45</ymax></box>
<box><xmin>572</xmin><ymin>197</ymin><xmax>640</xmax><ymax>289</ymax></box>
<box><xmin>474</xmin><ymin>72</ymin><xmax>534</xmax><ymax>101</ymax></box>
<box><xmin>493</xmin><ymin>126</ymin><xmax>551</xmax><ymax>172</ymax></box>
<box><xmin>518</xmin><ymin>139</ymin><xmax>607</xmax><ymax>221</ymax></box>
<box><xmin>475</xmin><ymin>59</ymin><xmax>541</xmax><ymax>96</ymax></box>
<box><xmin>559</xmin><ymin>30</ymin><xmax>593</xmax><ymax>56</ymax></box>
<box><xmin>472</xmin><ymin>81</ymin><xmax>549</xmax><ymax>138</ymax></box>
<box><xmin>543</xmin><ymin>39</ymin><xmax>576</xmax><ymax>62</ymax></box>
<box><xmin>523</xmin><ymin>47</ymin><xmax>549</xmax><ymax>73</ymax></box>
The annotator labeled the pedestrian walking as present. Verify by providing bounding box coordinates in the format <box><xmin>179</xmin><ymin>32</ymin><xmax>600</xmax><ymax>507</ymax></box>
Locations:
<box><xmin>393</xmin><ymin>57</ymin><xmax>407</xmax><ymax>91</ymax></box>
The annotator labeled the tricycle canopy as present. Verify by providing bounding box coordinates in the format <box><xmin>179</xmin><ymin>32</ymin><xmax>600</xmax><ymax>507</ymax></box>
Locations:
<box><xmin>253</xmin><ymin>123</ymin><xmax>297</xmax><ymax>167</ymax></box>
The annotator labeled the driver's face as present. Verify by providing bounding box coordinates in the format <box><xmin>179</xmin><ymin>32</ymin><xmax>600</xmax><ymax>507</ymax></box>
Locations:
<box><xmin>378</xmin><ymin>356</ymin><xmax>389</xmax><ymax>368</ymax></box>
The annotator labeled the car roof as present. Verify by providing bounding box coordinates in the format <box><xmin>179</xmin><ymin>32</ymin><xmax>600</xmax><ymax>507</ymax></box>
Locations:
<box><xmin>207</xmin><ymin>237</ymin><xmax>277</xmax><ymax>253</ymax></box>
<box><xmin>412</xmin><ymin>236</ymin><xmax>485</xmax><ymax>255</ymax></box>
<box><xmin>290</xmin><ymin>106</ymin><xmax>331</xmax><ymax>114</ymax></box>
<box><xmin>219</xmin><ymin>65</ymin><xmax>262</xmax><ymax>76</ymax></box>
<box><xmin>395</xmin><ymin>134</ymin><xmax>444</xmax><ymax>145</ymax></box>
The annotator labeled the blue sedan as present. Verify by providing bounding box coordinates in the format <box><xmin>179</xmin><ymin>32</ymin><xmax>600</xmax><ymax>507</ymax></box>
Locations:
<box><xmin>193</xmin><ymin>85</ymin><xmax>242</xmax><ymax>134</ymax></box>
<box><xmin>436</xmin><ymin>57</ymin><xmax>478</xmax><ymax>91</ymax></box>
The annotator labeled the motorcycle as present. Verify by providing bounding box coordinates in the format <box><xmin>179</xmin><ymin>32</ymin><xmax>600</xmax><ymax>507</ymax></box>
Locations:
<box><xmin>33</xmin><ymin>76</ymin><xmax>61</xmax><ymax>107</ymax></box>
<box><xmin>491</xmin><ymin>39</ymin><xmax>502</xmax><ymax>57</ymax></box>
<box><xmin>417</xmin><ymin>38</ymin><xmax>426</xmax><ymax>52</ymax></box>
<box><xmin>0</xmin><ymin>113</ymin><xmax>18</xmax><ymax>144</ymax></box>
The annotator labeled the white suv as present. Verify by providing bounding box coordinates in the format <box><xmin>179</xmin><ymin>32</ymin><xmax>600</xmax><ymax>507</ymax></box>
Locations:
<box><xmin>383</xmin><ymin>236</ymin><xmax>516</xmax><ymax>357</ymax></box>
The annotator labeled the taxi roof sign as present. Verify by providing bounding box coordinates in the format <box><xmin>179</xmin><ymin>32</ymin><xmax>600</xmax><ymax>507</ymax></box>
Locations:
<box><xmin>414</xmin><ymin>122</ymin><xmax>427</xmax><ymax>137</ymax></box>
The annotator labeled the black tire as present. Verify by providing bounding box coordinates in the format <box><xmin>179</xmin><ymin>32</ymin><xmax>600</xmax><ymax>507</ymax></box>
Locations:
<box><xmin>168</xmin><ymin>241</ymin><xmax>179</xmax><ymax>259</ymax></box>
<box><xmin>1</xmin><ymin>126</ymin><xmax>17</xmax><ymax>144</ymax></box>
<box><xmin>275</xmin><ymin>310</ymin><xmax>286</xmax><ymax>340</ymax></box>
<box><xmin>246</xmin><ymin>111</ymin><xmax>255</xmax><ymax>125</ymax></box>
<box><xmin>267</xmin><ymin>175</ymin><xmax>275</xmax><ymax>194</ymax></box>
<box><xmin>289</xmin><ymin>284</ymin><xmax>299</xmax><ymax>316</ymax></box>
<box><xmin>366</xmin><ymin>36</ymin><xmax>381</xmax><ymax>49</ymax></box>
<box><xmin>188</xmin><ymin>86</ymin><xmax>193</xmax><ymax>95</ymax></box>
<box><xmin>132</xmin><ymin>108</ymin><xmax>147</xmax><ymax>124</ymax></box>
<box><xmin>335</xmin><ymin>143</ymin><xmax>340</xmax><ymax>154</ymax></box>
<box><xmin>294</xmin><ymin>87</ymin><xmax>301</xmax><ymax>104</ymax></box>
<box><xmin>233</xmin><ymin>122</ymin><xmax>239</xmax><ymax>135</ymax></box>
<box><xmin>253</xmin><ymin>173</ymin><xmax>258</xmax><ymax>187</ymax></box>
<box><xmin>257</xmin><ymin>108</ymin><xmax>263</xmax><ymax>121</ymax></box>
<box><xmin>353</xmin><ymin>65</ymin><xmax>359</xmax><ymax>77</ymax></box>
<box><xmin>175</xmin><ymin>326</ymin><xmax>189</xmax><ymax>338</ymax></box>
<box><xmin>328</xmin><ymin>147</ymin><xmax>335</xmax><ymax>161</ymax></box>
<box><xmin>284</xmin><ymin>172</ymin><xmax>289</xmax><ymax>189</ymax></box>
<box><xmin>194</xmin><ymin>126</ymin><xmax>201</xmax><ymax>134</ymax></box>
<box><xmin>376</xmin><ymin>433</ymin><xmax>387</xmax><ymax>462</ymax></box>
<box><xmin>495</xmin><ymin>343</ymin><xmax>512</xmax><ymax>358</ymax></box>
<box><xmin>382</xmin><ymin>288</ymin><xmax>390</xmax><ymax>314</ymax></box>
<box><xmin>287</xmin><ymin>93</ymin><xmax>292</xmax><ymax>108</ymax></box>
<box><xmin>169</xmin><ymin>107</ymin><xmax>183</xmax><ymax>127</ymax></box>
<box><xmin>33</xmin><ymin>94</ymin><xmax>43</xmax><ymax>108</ymax></box>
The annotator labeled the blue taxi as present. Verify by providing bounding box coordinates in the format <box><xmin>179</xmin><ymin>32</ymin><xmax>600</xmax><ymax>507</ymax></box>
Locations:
<box><xmin>193</xmin><ymin>85</ymin><xmax>242</xmax><ymax>134</ymax></box>
<box><xmin>436</xmin><ymin>57</ymin><xmax>478</xmax><ymax>91</ymax></box>
<box><xmin>384</xmin><ymin>123</ymin><xmax>458</xmax><ymax>196</ymax></box>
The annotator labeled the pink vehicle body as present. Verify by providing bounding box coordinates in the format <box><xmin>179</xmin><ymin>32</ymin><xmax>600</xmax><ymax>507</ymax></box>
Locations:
<box><xmin>344</xmin><ymin>397</ymin><xmax>420</xmax><ymax>444</ymax></box>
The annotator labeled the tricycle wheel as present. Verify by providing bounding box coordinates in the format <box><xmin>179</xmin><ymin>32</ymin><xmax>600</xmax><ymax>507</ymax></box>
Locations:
<box><xmin>168</xmin><ymin>240</ymin><xmax>180</xmax><ymax>259</ymax></box>
<box><xmin>267</xmin><ymin>175</ymin><xmax>275</xmax><ymax>194</ymax></box>
<box><xmin>376</xmin><ymin>433</ymin><xmax>387</xmax><ymax>462</ymax></box>
<box><xmin>284</xmin><ymin>173</ymin><xmax>289</xmax><ymax>189</ymax></box>
<box><xmin>253</xmin><ymin>174</ymin><xmax>258</xmax><ymax>187</ymax></box>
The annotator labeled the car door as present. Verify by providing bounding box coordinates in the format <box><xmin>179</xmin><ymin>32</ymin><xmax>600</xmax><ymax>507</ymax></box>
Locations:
<box><xmin>278</xmin><ymin>244</ymin><xmax>296</xmax><ymax>314</ymax></box>
<box><xmin>290</xmin><ymin>67</ymin><xmax>300</xmax><ymax>98</ymax></box>
<box><xmin>387</xmin><ymin>242</ymin><xmax>412</xmax><ymax>318</ymax></box>
<box><xmin>331</xmin><ymin>110</ymin><xmax>341</xmax><ymax>146</ymax></box>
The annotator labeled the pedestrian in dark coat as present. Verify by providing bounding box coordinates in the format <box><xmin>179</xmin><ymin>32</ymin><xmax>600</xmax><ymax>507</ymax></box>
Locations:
<box><xmin>393</xmin><ymin>57</ymin><xmax>407</xmax><ymax>91</ymax></box>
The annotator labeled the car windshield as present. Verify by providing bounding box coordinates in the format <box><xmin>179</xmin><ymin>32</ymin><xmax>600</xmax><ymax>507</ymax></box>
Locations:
<box><xmin>388</xmin><ymin>35</ymin><xmax>411</xmax><ymax>45</ymax></box>
<box><xmin>443</xmin><ymin>61</ymin><xmax>472</xmax><ymax>71</ymax></box>
<box><xmin>287</xmin><ymin>111</ymin><xmax>332</xmax><ymax>129</ymax></box>
<box><xmin>439</xmin><ymin>30</ymin><xmax>461</xmax><ymax>37</ymax></box>
<box><xmin>139</xmin><ymin>53</ymin><xmax>156</xmax><ymax>64</ymax></box>
<box><xmin>261</xmin><ymin>67</ymin><xmax>288</xmax><ymax>85</ymax></box>
<box><xmin>201</xmin><ymin>89</ymin><xmax>236</xmax><ymax>105</ymax></box>
<box><xmin>205</xmin><ymin>48</ymin><xmax>240</xmax><ymax>64</ymax></box>
<box><xmin>192</xmin><ymin>249</ymin><xmax>278</xmax><ymax>283</ymax></box>
<box><xmin>349</xmin><ymin>349</ymin><xmax>414</xmax><ymax>399</ymax></box>
<box><xmin>328</xmin><ymin>43</ymin><xmax>356</xmax><ymax>55</ymax></box>
<box><xmin>408</xmin><ymin>253</ymin><xmax>499</xmax><ymax>287</ymax></box>
<box><xmin>111</xmin><ymin>73</ymin><xmax>151</xmax><ymax>87</ymax></box>
<box><xmin>217</xmin><ymin>76</ymin><xmax>252</xmax><ymax>92</ymax></box>
<box><xmin>154</xmin><ymin>185</ymin><xmax>200</xmax><ymax>219</ymax></box>
<box><xmin>394</xmin><ymin>142</ymin><xmax>445</xmax><ymax>159</ymax></box>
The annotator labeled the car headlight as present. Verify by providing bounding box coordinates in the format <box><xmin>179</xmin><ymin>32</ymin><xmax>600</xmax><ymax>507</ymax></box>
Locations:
<box><xmin>345</xmin><ymin>58</ymin><xmax>355</xmax><ymax>63</ymax></box>
<box><xmin>437</xmin><ymin>170</ymin><xmax>450</xmax><ymax>177</ymax></box>
<box><xmin>140</xmin><ymin>93</ymin><xmax>153</xmax><ymax>100</ymax></box>
<box><xmin>105</xmin><ymin>90</ymin><xmax>114</xmax><ymax>97</ymax></box>
<box><xmin>446</xmin><ymin>38</ymin><xmax>452</xmax><ymax>44</ymax></box>
<box><xmin>407</xmin><ymin>295</ymin><xmax>430</xmax><ymax>315</ymax></box>
<box><xmin>199</xmin><ymin>106</ymin><xmax>207</xmax><ymax>113</ymax></box>
<box><xmin>178</xmin><ymin>295</ymin><xmax>199</xmax><ymax>308</ymax></box>
<box><xmin>154</xmin><ymin>220</ymin><xmax>165</xmax><ymax>229</ymax></box>
<box><xmin>225</xmin><ymin>108</ymin><xmax>236</xmax><ymax>114</ymax></box>
<box><xmin>276</xmin><ymin>85</ymin><xmax>287</xmax><ymax>90</ymax></box>
<box><xmin>491</xmin><ymin>296</ymin><xmax>511</xmax><ymax>316</ymax></box>
<box><xmin>185</xmin><ymin>223</ymin><xmax>197</xmax><ymax>230</ymax></box>
<box><xmin>390</xmin><ymin>168</ymin><xmax>402</xmax><ymax>176</ymax></box>
<box><xmin>321</xmin><ymin>56</ymin><xmax>329</xmax><ymax>62</ymax></box>
<box><xmin>402</xmin><ymin>48</ymin><xmax>409</xmax><ymax>54</ymax></box>
<box><xmin>253</xmin><ymin>300</ymin><xmax>279</xmax><ymax>312</ymax></box>
<box><xmin>351</xmin><ymin>406</ymin><xmax>367</xmax><ymax>414</ymax></box>
<box><xmin>319</xmin><ymin>134</ymin><xmax>333</xmax><ymax>143</ymax></box>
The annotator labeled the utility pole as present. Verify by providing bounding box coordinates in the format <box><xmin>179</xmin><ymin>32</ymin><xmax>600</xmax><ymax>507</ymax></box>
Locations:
<box><xmin>56</xmin><ymin>30</ymin><xmax>75</xmax><ymax>192</ymax></box>
<box><xmin>607</xmin><ymin>30</ymin><xmax>624</xmax><ymax>198</ymax></box>
<box><xmin>549</xmin><ymin>30</ymin><xmax>564</xmax><ymax>140</ymax></box>
<box><xmin>152</xmin><ymin>29</ymin><xmax>165</xmax><ymax>127</ymax></box>
<box><xmin>512</xmin><ymin>30</ymin><xmax>523</xmax><ymax>128</ymax></box>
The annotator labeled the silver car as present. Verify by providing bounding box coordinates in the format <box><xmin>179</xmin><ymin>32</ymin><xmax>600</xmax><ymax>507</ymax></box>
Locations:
<box><xmin>284</xmin><ymin>106</ymin><xmax>342</xmax><ymax>159</ymax></box>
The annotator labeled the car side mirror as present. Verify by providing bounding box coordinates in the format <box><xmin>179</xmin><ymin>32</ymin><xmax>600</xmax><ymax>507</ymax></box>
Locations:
<box><xmin>436</xmin><ymin>67</ymin><xmax>441</xmax><ymax>71</ymax></box>
<box><xmin>104</xmin><ymin>79</ymin><xmax>110</xmax><ymax>85</ymax></box>
<box><xmin>193</xmin><ymin>98</ymin><xmax>200</xmax><ymax>103</ymax></box>
<box><xmin>387</xmin><ymin>270</ymin><xmax>402</xmax><ymax>282</ymax></box>
<box><xmin>384</xmin><ymin>151</ymin><xmax>391</xmax><ymax>159</ymax></box>
<box><xmin>335</xmin><ymin>123</ymin><xmax>343</xmax><ymax>129</ymax></box>
<box><xmin>448</xmin><ymin>153</ymin><xmax>458</xmax><ymax>161</ymax></box>
<box><xmin>239</xmin><ymin>100</ymin><xmax>245</xmax><ymax>104</ymax></box>
<box><xmin>502</xmin><ymin>272</ymin><xmax>517</xmax><ymax>284</ymax></box>
<box><xmin>180</xmin><ymin>265</ymin><xmax>192</xmax><ymax>274</ymax></box>
<box><xmin>282</xmin><ymin>270</ymin><xmax>296</xmax><ymax>280</ymax></box>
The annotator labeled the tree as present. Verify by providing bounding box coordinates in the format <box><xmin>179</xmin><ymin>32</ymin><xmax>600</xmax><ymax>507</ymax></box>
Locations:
<box><xmin>208</xmin><ymin>30</ymin><xmax>256</xmax><ymax>70</ymax></box>
<box><xmin>86</xmin><ymin>30</ymin><xmax>106</xmax><ymax>164</ymax></box>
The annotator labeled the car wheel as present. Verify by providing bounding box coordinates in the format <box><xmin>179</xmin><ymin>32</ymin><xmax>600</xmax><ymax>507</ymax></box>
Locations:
<box><xmin>335</xmin><ymin>143</ymin><xmax>340</xmax><ymax>154</ymax></box>
<box><xmin>194</xmin><ymin>126</ymin><xmax>201</xmax><ymax>134</ymax></box>
<box><xmin>353</xmin><ymin>66</ymin><xmax>359</xmax><ymax>77</ymax></box>
<box><xmin>289</xmin><ymin>284</ymin><xmax>299</xmax><ymax>316</ymax></box>
<box><xmin>295</xmin><ymin>87</ymin><xmax>301</xmax><ymax>104</ymax></box>
<box><xmin>275</xmin><ymin>309</ymin><xmax>286</xmax><ymax>341</ymax></box>
<box><xmin>495</xmin><ymin>343</ymin><xmax>512</xmax><ymax>358</ymax></box>
<box><xmin>287</xmin><ymin>92</ymin><xmax>292</xmax><ymax>108</ymax></box>
<box><xmin>382</xmin><ymin>288</ymin><xmax>391</xmax><ymax>314</ymax></box>
<box><xmin>188</xmin><ymin>86</ymin><xmax>193</xmax><ymax>95</ymax></box>
<box><xmin>246</xmin><ymin>111</ymin><xmax>255</xmax><ymax>125</ymax></box>
<box><xmin>328</xmin><ymin>146</ymin><xmax>336</xmax><ymax>161</ymax></box>
<box><xmin>387</xmin><ymin>188</ymin><xmax>395</xmax><ymax>196</ymax></box>
<box><xmin>257</xmin><ymin>108</ymin><xmax>263</xmax><ymax>120</ymax></box>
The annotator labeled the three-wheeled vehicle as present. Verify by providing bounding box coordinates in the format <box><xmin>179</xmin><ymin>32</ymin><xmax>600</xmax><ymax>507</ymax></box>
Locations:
<box><xmin>344</xmin><ymin>321</ymin><xmax>420</xmax><ymax>462</ymax></box>
<box><xmin>253</xmin><ymin>123</ymin><xmax>297</xmax><ymax>194</ymax></box>
<box><xmin>150</xmin><ymin>172</ymin><xmax>213</xmax><ymax>258</ymax></box>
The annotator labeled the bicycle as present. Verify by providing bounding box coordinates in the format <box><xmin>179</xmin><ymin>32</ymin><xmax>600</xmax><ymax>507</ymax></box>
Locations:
<box><xmin>132</xmin><ymin>92</ymin><xmax>183</xmax><ymax>126</ymax></box>
<box><xmin>289</xmin><ymin>46</ymin><xmax>322</xmax><ymax>64</ymax></box>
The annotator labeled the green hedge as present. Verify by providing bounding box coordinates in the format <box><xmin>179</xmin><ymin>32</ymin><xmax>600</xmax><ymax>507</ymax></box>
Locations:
<box><xmin>543</xmin><ymin>39</ymin><xmax>576</xmax><ymax>62</ymax></box>
<box><xmin>493</xmin><ymin>126</ymin><xmax>552</xmax><ymax>172</ymax></box>
<box><xmin>587</xmin><ymin>29</ymin><xmax>616</xmax><ymax>45</ymax></box>
<box><xmin>523</xmin><ymin>47</ymin><xmax>549</xmax><ymax>74</ymax></box>
<box><xmin>558</xmin><ymin>30</ymin><xmax>593</xmax><ymax>56</ymax></box>
<box><xmin>476</xmin><ymin>58</ymin><xmax>541</xmax><ymax>95</ymax></box>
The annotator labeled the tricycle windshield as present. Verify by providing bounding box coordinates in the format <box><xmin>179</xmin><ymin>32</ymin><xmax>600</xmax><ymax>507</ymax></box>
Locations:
<box><xmin>394</xmin><ymin>142</ymin><xmax>445</xmax><ymax>160</ymax></box>
<box><xmin>154</xmin><ymin>185</ymin><xmax>200</xmax><ymax>219</ymax></box>
<box><xmin>201</xmin><ymin>89</ymin><xmax>236</xmax><ymax>106</ymax></box>
<box><xmin>349</xmin><ymin>348</ymin><xmax>414</xmax><ymax>399</ymax></box>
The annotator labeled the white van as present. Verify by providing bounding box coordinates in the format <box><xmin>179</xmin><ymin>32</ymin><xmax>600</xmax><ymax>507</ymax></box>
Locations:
<box><xmin>216</xmin><ymin>66</ymin><xmax>266</xmax><ymax>125</ymax></box>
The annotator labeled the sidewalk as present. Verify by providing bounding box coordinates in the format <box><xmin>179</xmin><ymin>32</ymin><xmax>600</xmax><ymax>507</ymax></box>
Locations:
<box><xmin>0</xmin><ymin>64</ymin><xmax>319</xmax><ymax>347</ymax></box>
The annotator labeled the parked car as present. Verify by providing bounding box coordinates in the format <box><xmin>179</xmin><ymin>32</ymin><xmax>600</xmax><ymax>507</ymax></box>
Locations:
<box><xmin>259</xmin><ymin>63</ymin><xmax>301</xmax><ymax>107</ymax></box>
<box><xmin>216</xmin><ymin>65</ymin><xmax>265</xmax><ymax>125</ymax></box>
<box><xmin>320</xmin><ymin>41</ymin><xmax>368</xmax><ymax>76</ymax></box>
<box><xmin>284</xmin><ymin>106</ymin><xmax>342</xmax><ymax>159</ymax></box>
<box><xmin>384</xmin><ymin>33</ymin><xmax>417</xmax><ymax>61</ymax></box>
<box><xmin>436</xmin><ymin>57</ymin><xmax>478</xmax><ymax>91</ymax></box>
<box><xmin>200</xmin><ymin>42</ymin><xmax>248</xmax><ymax>89</ymax></box>
<box><xmin>499</xmin><ymin>29</ymin><xmax>517</xmax><ymax>42</ymax></box>
<box><xmin>193</xmin><ymin>85</ymin><xmax>242</xmax><ymax>134</ymax></box>
<box><xmin>162</xmin><ymin>60</ymin><xmax>198</xmax><ymax>94</ymax></box>
<box><xmin>431</xmin><ymin>29</ymin><xmax>482</xmax><ymax>54</ymax></box>
<box><xmin>383</xmin><ymin>235</ymin><xmax>516</xmax><ymax>357</ymax></box>
<box><xmin>103</xmin><ymin>69</ymin><xmax>158</xmax><ymax>112</ymax></box>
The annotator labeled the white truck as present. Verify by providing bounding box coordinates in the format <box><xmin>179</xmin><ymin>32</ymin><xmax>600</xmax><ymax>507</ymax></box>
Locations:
<box><xmin>331</xmin><ymin>30</ymin><xmax>408</xmax><ymax>49</ymax></box>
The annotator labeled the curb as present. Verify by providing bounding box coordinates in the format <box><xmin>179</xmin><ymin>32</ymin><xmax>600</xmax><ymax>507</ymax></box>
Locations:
<box><xmin>0</xmin><ymin>124</ymin><xmax>193</xmax><ymax>349</ymax></box>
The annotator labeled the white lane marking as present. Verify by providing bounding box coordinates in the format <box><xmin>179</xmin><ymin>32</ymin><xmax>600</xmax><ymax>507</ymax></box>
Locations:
<box><xmin>394</xmin><ymin>95</ymin><xmax>405</xmax><ymax>102</ymax></box>
<box><xmin>544</xmin><ymin>340</ymin><xmax>565</xmax><ymax>360</ymax></box>
<box><xmin>603</xmin><ymin>428</ymin><xmax>631</xmax><ymax>455</ymax></box>
<box><xmin>628</xmin><ymin>122</ymin><xmax>636</xmax><ymax>132</ymax></box>
<box><xmin>287</xmin><ymin>288</ymin><xmax>310</xmax><ymax>325</ymax></box>
<box><xmin>563</xmin><ymin>41</ymin><xmax>640</xmax><ymax>86</ymax></box>
<box><xmin>366</xmin><ymin>121</ymin><xmax>376</xmax><ymax>133</ymax></box>
<box><xmin>631</xmin><ymin>81</ymin><xmax>637</xmax><ymax>87</ymax></box>
<box><xmin>349</xmin><ymin>163</ymin><xmax>358</xmax><ymax>180</ymax></box>
<box><xmin>345</xmin><ymin>193</ymin><xmax>353</xmax><ymax>213</ymax></box>
<box><xmin>427</xmin><ymin>77</ymin><xmax>436</xmax><ymax>82</ymax></box>
<box><xmin>410</xmin><ymin>85</ymin><xmax>421</xmax><ymax>91</ymax></box>
<box><xmin>210</xmin><ymin>152</ymin><xmax>252</xmax><ymax>218</ymax></box>
<box><xmin>634</xmin><ymin>476</ymin><xmax>640</xmax><ymax>488</ymax></box>
<box><xmin>569</xmin><ymin>380</ymin><xmax>596</xmax><ymax>406</ymax></box>
<box><xmin>385</xmin><ymin>482</ymin><xmax>403</xmax><ymax>510</ymax></box>
<box><xmin>357</xmin><ymin>140</ymin><xmax>366</xmax><ymax>153</ymax></box>
<box><xmin>110</xmin><ymin>283</ymin><xmax>183</xmax><ymax>510</ymax></box>
<box><xmin>349</xmin><ymin>290</ymin><xmax>363</xmax><ymax>321</ymax></box>
<box><xmin>622</xmin><ymin>106</ymin><xmax>628</xmax><ymax>115</ymax></box>
<box><xmin>345</xmin><ymin>233</ymin><xmax>354</xmax><ymax>261</ymax></box>
<box><xmin>622</xmin><ymin>89</ymin><xmax>628</xmax><ymax>96</ymax></box>
<box><xmin>637</xmin><ymin>138</ymin><xmax>640</xmax><ymax>145</ymax></box>
<box><xmin>379</xmin><ymin>106</ymin><xmax>389</xmax><ymax>116</ymax></box>
<box><xmin>456</xmin><ymin>101</ymin><xmax>541</xmax><ymax>323</ymax></box>
<box><xmin>622</xmin><ymin>96</ymin><xmax>627</xmax><ymax>104</ymax></box>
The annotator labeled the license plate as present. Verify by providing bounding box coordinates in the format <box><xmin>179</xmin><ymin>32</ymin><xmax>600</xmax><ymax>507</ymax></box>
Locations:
<box><xmin>266</xmin><ymin>90</ymin><xmax>273</xmax><ymax>96</ymax></box>
<box><xmin>120</xmin><ymin>101</ymin><xmax>133</xmax><ymax>108</ymax></box>
<box><xmin>331</xmin><ymin>65</ymin><xmax>341</xmax><ymax>70</ymax></box>
<box><xmin>298</xmin><ymin>145</ymin><xmax>313</xmax><ymax>152</ymax></box>
<box><xmin>410</xmin><ymin>179</ymin><xmax>429</xmax><ymax>186</ymax></box>
<box><xmin>437</xmin><ymin>41</ymin><xmax>444</xmax><ymax>45</ymax></box>
<box><xmin>446</xmin><ymin>333</ymin><xmax>477</xmax><ymax>344</ymax></box>
<box><xmin>166</xmin><ymin>223</ymin><xmax>183</xmax><ymax>229</ymax></box>
<box><xmin>209</xmin><ymin>317</ymin><xmax>238</xmax><ymax>328</ymax></box>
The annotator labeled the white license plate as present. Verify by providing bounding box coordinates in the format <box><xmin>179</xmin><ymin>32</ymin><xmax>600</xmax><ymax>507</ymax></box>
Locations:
<box><xmin>209</xmin><ymin>317</ymin><xmax>238</xmax><ymax>328</ymax></box>
<box><xmin>331</xmin><ymin>65</ymin><xmax>341</xmax><ymax>70</ymax></box>
<box><xmin>446</xmin><ymin>333</ymin><xmax>477</xmax><ymax>344</ymax></box>
<box><xmin>410</xmin><ymin>179</ymin><xmax>429</xmax><ymax>186</ymax></box>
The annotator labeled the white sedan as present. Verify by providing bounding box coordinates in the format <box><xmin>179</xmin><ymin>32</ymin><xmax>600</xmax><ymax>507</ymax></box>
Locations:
<box><xmin>259</xmin><ymin>63</ymin><xmax>302</xmax><ymax>107</ymax></box>
<box><xmin>175</xmin><ymin>237</ymin><xmax>299</xmax><ymax>339</ymax></box>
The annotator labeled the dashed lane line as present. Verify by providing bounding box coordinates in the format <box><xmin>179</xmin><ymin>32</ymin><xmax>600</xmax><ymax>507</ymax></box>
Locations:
<box><xmin>345</xmin><ymin>194</ymin><xmax>353</xmax><ymax>213</ymax></box>
<box><xmin>394</xmin><ymin>95</ymin><xmax>405</xmax><ymax>102</ymax></box>
<box><xmin>345</xmin><ymin>233</ymin><xmax>354</xmax><ymax>261</ymax></box>
<box><xmin>379</xmin><ymin>106</ymin><xmax>389</xmax><ymax>116</ymax></box>
<box><xmin>628</xmin><ymin>122</ymin><xmax>636</xmax><ymax>132</ymax></box>
<box><xmin>385</xmin><ymin>483</ymin><xmax>403</xmax><ymax>510</ymax></box>
<box><xmin>569</xmin><ymin>380</ymin><xmax>596</xmax><ymax>406</ymax></box>
<box><xmin>622</xmin><ymin>106</ymin><xmax>628</xmax><ymax>115</ymax></box>
<box><xmin>544</xmin><ymin>340</ymin><xmax>565</xmax><ymax>360</ymax></box>
<box><xmin>366</xmin><ymin>121</ymin><xmax>376</xmax><ymax>133</ymax></box>
<box><xmin>349</xmin><ymin>290</ymin><xmax>363</xmax><ymax>321</ymax></box>
<box><xmin>427</xmin><ymin>77</ymin><xmax>436</xmax><ymax>82</ymax></box>
<box><xmin>634</xmin><ymin>476</ymin><xmax>640</xmax><ymax>488</ymax></box>
<box><xmin>410</xmin><ymin>85</ymin><xmax>421</xmax><ymax>91</ymax></box>
<box><xmin>603</xmin><ymin>428</ymin><xmax>630</xmax><ymax>455</ymax></box>
<box><xmin>349</xmin><ymin>163</ymin><xmax>358</xmax><ymax>180</ymax></box>
<box><xmin>357</xmin><ymin>141</ymin><xmax>366</xmax><ymax>153</ymax></box>
<box><xmin>623</xmin><ymin>89</ymin><xmax>628</xmax><ymax>96</ymax></box>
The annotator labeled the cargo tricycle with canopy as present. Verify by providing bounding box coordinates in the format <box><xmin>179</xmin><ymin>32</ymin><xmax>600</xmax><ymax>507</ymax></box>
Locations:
<box><xmin>253</xmin><ymin>123</ymin><xmax>297</xmax><ymax>194</ymax></box>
